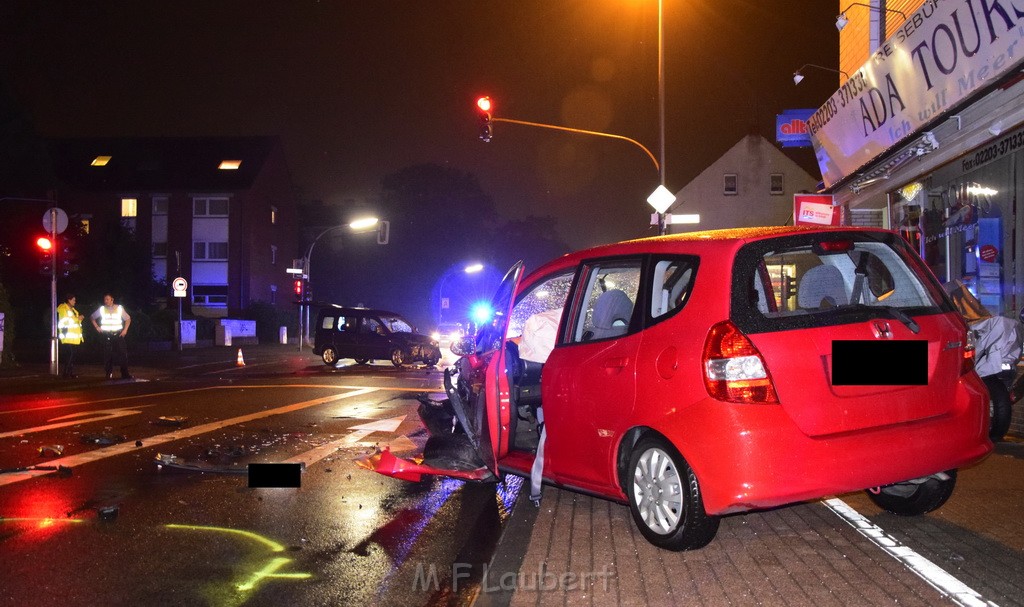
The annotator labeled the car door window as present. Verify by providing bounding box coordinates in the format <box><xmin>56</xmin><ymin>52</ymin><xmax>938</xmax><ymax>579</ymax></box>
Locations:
<box><xmin>321</xmin><ymin>315</ymin><xmax>336</xmax><ymax>330</ymax></box>
<box><xmin>509</xmin><ymin>269</ymin><xmax>574</xmax><ymax>363</ymax></box>
<box><xmin>649</xmin><ymin>257</ymin><xmax>698</xmax><ymax>319</ymax></box>
<box><xmin>570</xmin><ymin>260</ymin><xmax>642</xmax><ymax>343</ymax></box>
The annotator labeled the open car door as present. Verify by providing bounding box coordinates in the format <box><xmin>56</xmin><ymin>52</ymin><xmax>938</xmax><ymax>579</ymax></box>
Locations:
<box><xmin>368</xmin><ymin>262</ymin><xmax>524</xmax><ymax>483</ymax></box>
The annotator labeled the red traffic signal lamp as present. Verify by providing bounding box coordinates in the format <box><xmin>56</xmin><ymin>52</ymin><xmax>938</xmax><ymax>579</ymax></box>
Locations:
<box><xmin>36</xmin><ymin>236</ymin><xmax>54</xmax><ymax>275</ymax></box>
<box><xmin>476</xmin><ymin>96</ymin><xmax>493</xmax><ymax>142</ymax></box>
<box><xmin>293</xmin><ymin>278</ymin><xmax>304</xmax><ymax>302</ymax></box>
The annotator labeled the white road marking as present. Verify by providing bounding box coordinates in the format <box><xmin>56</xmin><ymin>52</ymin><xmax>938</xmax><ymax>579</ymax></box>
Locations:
<box><xmin>281</xmin><ymin>416</ymin><xmax>407</xmax><ymax>467</ymax></box>
<box><xmin>824</xmin><ymin>497</ymin><xmax>999</xmax><ymax>607</ymax></box>
<box><xmin>0</xmin><ymin>387</ymin><xmax>378</xmax><ymax>488</ymax></box>
<box><xmin>0</xmin><ymin>406</ymin><xmax>153</xmax><ymax>439</ymax></box>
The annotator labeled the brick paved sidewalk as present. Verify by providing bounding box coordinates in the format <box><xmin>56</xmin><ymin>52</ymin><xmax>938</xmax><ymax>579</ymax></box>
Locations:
<box><xmin>478</xmin><ymin>440</ymin><xmax>1024</xmax><ymax>607</ymax></box>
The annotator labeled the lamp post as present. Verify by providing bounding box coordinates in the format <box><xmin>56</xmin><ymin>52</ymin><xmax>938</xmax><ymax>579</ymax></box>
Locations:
<box><xmin>301</xmin><ymin>217</ymin><xmax>382</xmax><ymax>347</ymax></box>
<box><xmin>438</xmin><ymin>262</ymin><xmax>484</xmax><ymax>325</ymax></box>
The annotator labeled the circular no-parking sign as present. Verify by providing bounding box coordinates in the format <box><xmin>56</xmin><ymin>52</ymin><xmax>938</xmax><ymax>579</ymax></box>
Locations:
<box><xmin>172</xmin><ymin>277</ymin><xmax>188</xmax><ymax>298</ymax></box>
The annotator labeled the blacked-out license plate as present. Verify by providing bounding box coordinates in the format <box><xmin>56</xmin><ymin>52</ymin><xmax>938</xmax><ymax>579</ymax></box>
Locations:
<box><xmin>831</xmin><ymin>340</ymin><xmax>928</xmax><ymax>386</ymax></box>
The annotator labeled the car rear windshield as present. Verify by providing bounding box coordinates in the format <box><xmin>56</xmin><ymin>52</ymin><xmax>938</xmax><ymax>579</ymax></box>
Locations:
<box><xmin>730</xmin><ymin>231</ymin><xmax>953</xmax><ymax>334</ymax></box>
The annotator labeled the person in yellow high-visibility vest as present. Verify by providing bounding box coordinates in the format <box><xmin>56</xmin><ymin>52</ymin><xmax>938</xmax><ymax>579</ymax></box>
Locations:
<box><xmin>90</xmin><ymin>293</ymin><xmax>132</xmax><ymax>380</ymax></box>
<box><xmin>56</xmin><ymin>293</ymin><xmax>84</xmax><ymax>378</ymax></box>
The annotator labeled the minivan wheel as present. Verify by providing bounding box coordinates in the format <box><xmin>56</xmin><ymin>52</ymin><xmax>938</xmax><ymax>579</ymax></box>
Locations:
<box><xmin>865</xmin><ymin>470</ymin><xmax>957</xmax><ymax>516</ymax></box>
<box><xmin>391</xmin><ymin>348</ymin><xmax>405</xmax><ymax>367</ymax></box>
<box><xmin>983</xmin><ymin>376</ymin><xmax>1012</xmax><ymax>442</ymax></box>
<box><xmin>626</xmin><ymin>437</ymin><xmax>720</xmax><ymax>551</ymax></box>
<box><xmin>321</xmin><ymin>348</ymin><xmax>338</xmax><ymax>366</ymax></box>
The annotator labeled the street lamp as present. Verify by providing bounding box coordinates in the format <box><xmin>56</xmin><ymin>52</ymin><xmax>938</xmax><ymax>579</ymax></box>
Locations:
<box><xmin>437</xmin><ymin>262</ymin><xmax>489</xmax><ymax>325</ymax></box>
<box><xmin>300</xmin><ymin>216</ymin><xmax>382</xmax><ymax>347</ymax></box>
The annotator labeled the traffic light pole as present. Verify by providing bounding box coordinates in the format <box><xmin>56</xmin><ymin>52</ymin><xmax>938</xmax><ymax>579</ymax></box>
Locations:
<box><xmin>47</xmin><ymin>207</ymin><xmax>58</xmax><ymax>376</ymax></box>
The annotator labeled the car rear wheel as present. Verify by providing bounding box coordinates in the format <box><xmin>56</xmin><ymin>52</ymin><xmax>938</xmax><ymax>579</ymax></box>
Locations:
<box><xmin>391</xmin><ymin>348</ymin><xmax>405</xmax><ymax>367</ymax></box>
<box><xmin>865</xmin><ymin>470</ymin><xmax>957</xmax><ymax>516</ymax></box>
<box><xmin>321</xmin><ymin>348</ymin><xmax>337</xmax><ymax>366</ymax></box>
<box><xmin>353</xmin><ymin>358</ymin><xmax>370</xmax><ymax>365</ymax></box>
<box><xmin>984</xmin><ymin>376</ymin><xmax>1012</xmax><ymax>442</ymax></box>
<box><xmin>626</xmin><ymin>436</ymin><xmax>719</xmax><ymax>551</ymax></box>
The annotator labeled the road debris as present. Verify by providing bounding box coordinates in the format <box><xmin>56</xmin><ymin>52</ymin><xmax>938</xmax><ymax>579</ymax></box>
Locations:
<box><xmin>153</xmin><ymin>416</ymin><xmax>188</xmax><ymax>426</ymax></box>
<box><xmin>38</xmin><ymin>445</ymin><xmax>64</xmax><ymax>457</ymax></box>
<box><xmin>0</xmin><ymin>464</ymin><xmax>73</xmax><ymax>478</ymax></box>
<box><xmin>154</xmin><ymin>453</ymin><xmax>247</xmax><ymax>475</ymax></box>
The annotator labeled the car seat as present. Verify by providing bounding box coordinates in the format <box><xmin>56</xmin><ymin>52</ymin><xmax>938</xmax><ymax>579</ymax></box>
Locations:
<box><xmin>589</xmin><ymin>289</ymin><xmax>634</xmax><ymax>339</ymax></box>
<box><xmin>798</xmin><ymin>264</ymin><xmax>849</xmax><ymax>309</ymax></box>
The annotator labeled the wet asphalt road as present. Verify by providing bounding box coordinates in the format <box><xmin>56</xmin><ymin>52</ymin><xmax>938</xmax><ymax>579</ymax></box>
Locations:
<box><xmin>0</xmin><ymin>347</ymin><xmax>515</xmax><ymax>607</ymax></box>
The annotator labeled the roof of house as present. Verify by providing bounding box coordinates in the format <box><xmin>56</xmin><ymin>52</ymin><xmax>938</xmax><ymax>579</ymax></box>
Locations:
<box><xmin>46</xmin><ymin>136</ymin><xmax>282</xmax><ymax>192</ymax></box>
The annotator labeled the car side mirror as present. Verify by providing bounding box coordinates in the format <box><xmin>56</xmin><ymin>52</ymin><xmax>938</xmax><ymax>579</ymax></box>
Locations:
<box><xmin>450</xmin><ymin>336</ymin><xmax>475</xmax><ymax>357</ymax></box>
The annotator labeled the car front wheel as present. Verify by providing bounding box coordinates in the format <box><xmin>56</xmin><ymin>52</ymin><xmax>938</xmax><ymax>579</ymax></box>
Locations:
<box><xmin>321</xmin><ymin>348</ymin><xmax>337</xmax><ymax>366</ymax></box>
<box><xmin>865</xmin><ymin>470</ymin><xmax>957</xmax><ymax>516</ymax></box>
<box><xmin>390</xmin><ymin>348</ymin><xmax>405</xmax><ymax>367</ymax></box>
<box><xmin>626</xmin><ymin>436</ymin><xmax>719</xmax><ymax>551</ymax></box>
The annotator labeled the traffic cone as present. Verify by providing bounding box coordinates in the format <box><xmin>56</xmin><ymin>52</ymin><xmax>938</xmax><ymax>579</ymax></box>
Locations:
<box><xmin>236</xmin><ymin>348</ymin><xmax>245</xmax><ymax>367</ymax></box>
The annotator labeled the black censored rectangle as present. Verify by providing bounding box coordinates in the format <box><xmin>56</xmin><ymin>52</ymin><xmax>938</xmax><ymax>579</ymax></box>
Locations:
<box><xmin>831</xmin><ymin>340</ymin><xmax>928</xmax><ymax>386</ymax></box>
<box><xmin>248</xmin><ymin>463</ymin><xmax>302</xmax><ymax>488</ymax></box>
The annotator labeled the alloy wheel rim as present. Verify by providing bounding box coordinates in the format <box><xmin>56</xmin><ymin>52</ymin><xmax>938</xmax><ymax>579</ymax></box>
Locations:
<box><xmin>632</xmin><ymin>447</ymin><xmax>684</xmax><ymax>534</ymax></box>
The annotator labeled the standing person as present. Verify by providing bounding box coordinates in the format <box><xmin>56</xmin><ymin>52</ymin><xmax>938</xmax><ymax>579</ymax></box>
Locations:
<box><xmin>56</xmin><ymin>293</ymin><xmax>85</xmax><ymax>378</ymax></box>
<box><xmin>90</xmin><ymin>293</ymin><xmax>132</xmax><ymax>379</ymax></box>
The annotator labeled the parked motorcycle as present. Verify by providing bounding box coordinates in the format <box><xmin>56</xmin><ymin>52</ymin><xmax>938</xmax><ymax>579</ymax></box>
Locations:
<box><xmin>945</xmin><ymin>280</ymin><xmax>1023</xmax><ymax>441</ymax></box>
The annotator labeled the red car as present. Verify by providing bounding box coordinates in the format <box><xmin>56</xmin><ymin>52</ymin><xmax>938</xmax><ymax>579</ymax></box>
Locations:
<box><xmin>371</xmin><ymin>226</ymin><xmax>992</xmax><ymax>550</ymax></box>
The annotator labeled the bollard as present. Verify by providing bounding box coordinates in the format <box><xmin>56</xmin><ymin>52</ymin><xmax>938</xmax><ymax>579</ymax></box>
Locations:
<box><xmin>279</xmin><ymin>325</ymin><xmax>288</xmax><ymax>345</ymax></box>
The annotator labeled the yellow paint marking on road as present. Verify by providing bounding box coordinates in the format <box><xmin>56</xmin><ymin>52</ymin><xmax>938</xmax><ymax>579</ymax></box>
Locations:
<box><xmin>0</xmin><ymin>388</ymin><xmax>378</xmax><ymax>488</ymax></box>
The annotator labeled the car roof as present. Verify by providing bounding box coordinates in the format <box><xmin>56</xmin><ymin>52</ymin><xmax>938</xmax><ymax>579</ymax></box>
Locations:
<box><xmin>524</xmin><ymin>225</ymin><xmax>892</xmax><ymax>281</ymax></box>
<box><xmin>316</xmin><ymin>305</ymin><xmax>403</xmax><ymax>317</ymax></box>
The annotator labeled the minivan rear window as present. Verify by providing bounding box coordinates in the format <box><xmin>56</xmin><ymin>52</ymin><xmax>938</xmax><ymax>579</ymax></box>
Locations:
<box><xmin>731</xmin><ymin>231</ymin><xmax>953</xmax><ymax>334</ymax></box>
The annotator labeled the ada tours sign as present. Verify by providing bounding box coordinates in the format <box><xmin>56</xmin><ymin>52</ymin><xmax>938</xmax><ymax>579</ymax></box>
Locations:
<box><xmin>808</xmin><ymin>0</ymin><xmax>1024</xmax><ymax>188</ymax></box>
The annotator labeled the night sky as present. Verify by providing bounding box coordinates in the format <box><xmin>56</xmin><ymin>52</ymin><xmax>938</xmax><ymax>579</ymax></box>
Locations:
<box><xmin>0</xmin><ymin>1</ymin><xmax>839</xmax><ymax>250</ymax></box>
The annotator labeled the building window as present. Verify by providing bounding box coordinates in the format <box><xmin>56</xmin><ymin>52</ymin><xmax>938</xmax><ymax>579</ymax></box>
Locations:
<box><xmin>270</xmin><ymin>284</ymin><xmax>277</xmax><ymax>305</ymax></box>
<box><xmin>770</xmin><ymin>173</ymin><xmax>784</xmax><ymax>195</ymax></box>
<box><xmin>271</xmin><ymin>245</ymin><xmax>278</xmax><ymax>265</ymax></box>
<box><xmin>193</xmin><ymin>197</ymin><xmax>230</xmax><ymax>216</ymax></box>
<box><xmin>153</xmin><ymin>197</ymin><xmax>169</xmax><ymax>215</ymax></box>
<box><xmin>153</xmin><ymin>242</ymin><xmax>168</xmax><ymax>257</ymax></box>
<box><xmin>193</xmin><ymin>241</ymin><xmax>229</xmax><ymax>260</ymax></box>
<box><xmin>724</xmin><ymin>174</ymin><xmax>738</xmax><ymax>196</ymax></box>
<box><xmin>121</xmin><ymin>198</ymin><xmax>138</xmax><ymax>217</ymax></box>
<box><xmin>271</xmin><ymin>206</ymin><xmax>278</xmax><ymax>225</ymax></box>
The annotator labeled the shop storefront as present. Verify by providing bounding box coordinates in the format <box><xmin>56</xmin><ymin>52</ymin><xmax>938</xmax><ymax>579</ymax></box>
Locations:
<box><xmin>807</xmin><ymin>0</ymin><xmax>1024</xmax><ymax>317</ymax></box>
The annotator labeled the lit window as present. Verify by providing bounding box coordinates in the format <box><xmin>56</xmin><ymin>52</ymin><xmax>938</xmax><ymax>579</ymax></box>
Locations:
<box><xmin>271</xmin><ymin>206</ymin><xmax>278</xmax><ymax>225</ymax></box>
<box><xmin>91</xmin><ymin>156</ymin><xmax>112</xmax><ymax>167</ymax></box>
<box><xmin>724</xmin><ymin>174</ymin><xmax>738</xmax><ymax>196</ymax></box>
<box><xmin>121</xmin><ymin>198</ymin><xmax>138</xmax><ymax>217</ymax></box>
<box><xmin>218</xmin><ymin>160</ymin><xmax>242</xmax><ymax>170</ymax></box>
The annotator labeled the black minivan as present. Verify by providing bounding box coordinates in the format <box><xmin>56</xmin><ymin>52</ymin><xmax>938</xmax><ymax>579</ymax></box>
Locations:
<box><xmin>313</xmin><ymin>305</ymin><xmax>442</xmax><ymax>368</ymax></box>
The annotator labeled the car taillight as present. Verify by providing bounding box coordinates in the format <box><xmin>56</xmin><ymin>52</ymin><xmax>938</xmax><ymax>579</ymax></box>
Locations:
<box><xmin>962</xmin><ymin>328</ymin><xmax>976</xmax><ymax>376</ymax></box>
<box><xmin>702</xmin><ymin>320</ymin><xmax>779</xmax><ymax>404</ymax></box>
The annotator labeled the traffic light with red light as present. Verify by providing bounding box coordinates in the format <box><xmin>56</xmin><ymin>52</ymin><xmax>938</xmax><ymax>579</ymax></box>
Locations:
<box><xmin>293</xmin><ymin>278</ymin><xmax>304</xmax><ymax>302</ymax></box>
<box><xmin>476</xmin><ymin>96</ymin><xmax>493</xmax><ymax>142</ymax></box>
<box><xmin>36</xmin><ymin>236</ymin><xmax>54</xmax><ymax>275</ymax></box>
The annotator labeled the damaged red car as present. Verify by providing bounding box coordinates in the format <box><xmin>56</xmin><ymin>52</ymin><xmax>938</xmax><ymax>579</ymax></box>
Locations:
<box><xmin>371</xmin><ymin>226</ymin><xmax>992</xmax><ymax>550</ymax></box>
